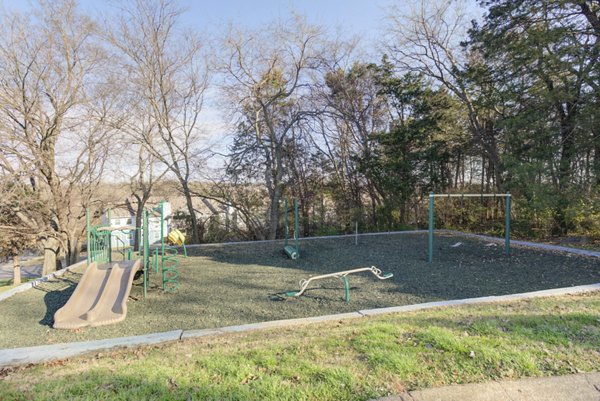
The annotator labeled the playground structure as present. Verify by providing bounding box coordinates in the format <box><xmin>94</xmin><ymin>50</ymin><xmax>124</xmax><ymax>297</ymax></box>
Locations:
<box><xmin>141</xmin><ymin>201</ymin><xmax>181</xmax><ymax>296</ymax></box>
<box><xmin>285</xmin><ymin>266</ymin><xmax>394</xmax><ymax>302</ymax></box>
<box><xmin>283</xmin><ymin>198</ymin><xmax>300</xmax><ymax>259</ymax></box>
<box><xmin>53</xmin><ymin>260</ymin><xmax>141</xmax><ymax>329</ymax></box>
<box><xmin>428</xmin><ymin>192</ymin><xmax>511</xmax><ymax>263</ymax></box>
<box><xmin>53</xmin><ymin>201</ymin><xmax>182</xmax><ymax>329</ymax></box>
<box><xmin>167</xmin><ymin>228</ymin><xmax>188</xmax><ymax>257</ymax></box>
<box><xmin>168</xmin><ymin>229</ymin><xmax>185</xmax><ymax>246</ymax></box>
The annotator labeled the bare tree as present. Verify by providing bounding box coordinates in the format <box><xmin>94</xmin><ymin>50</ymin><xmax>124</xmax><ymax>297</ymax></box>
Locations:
<box><xmin>219</xmin><ymin>16</ymin><xmax>325</xmax><ymax>239</ymax></box>
<box><xmin>109</xmin><ymin>102</ymin><xmax>168</xmax><ymax>249</ymax></box>
<box><xmin>197</xmin><ymin>177</ymin><xmax>269</xmax><ymax>241</ymax></box>
<box><xmin>385</xmin><ymin>0</ymin><xmax>505</xmax><ymax>189</ymax></box>
<box><xmin>0</xmin><ymin>0</ymin><xmax>113</xmax><ymax>274</ymax></box>
<box><xmin>312</xmin><ymin>62</ymin><xmax>389</xmax><ymax>225</ymax></box>
<box><xmin>107</xmin><ymin>0</ymin><xmax>210</xmax><ymax>244</ymax></box>
<box><xmin>0</xmin><ymin>178</ymin><xmax>41</xmax><ymax>285</ymax></box>
<box><xmin>126</xmin><ymin>145</ymin><xmax>167</xmax><ymax>250</ymax></box>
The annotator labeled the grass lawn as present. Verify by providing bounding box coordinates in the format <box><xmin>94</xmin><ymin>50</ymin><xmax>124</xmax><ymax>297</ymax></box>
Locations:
<box><xmin>1</xmin><ymin>292</ymin><xmax>599</xmax><ymax>401</ymax></box>
<box><xmin>0</xmin><ymin>232</ymin><xmax>598</xmax><ymax>349</ymax></box>
<box><xmin>0</xmin><ymin>278</ymin><xmax>36</xmax><ymax>294</ymax></box>
<box><xmin>0</xmin><ymin>279</ymin><xmax>17</xmax><ymax>294</ymax></box>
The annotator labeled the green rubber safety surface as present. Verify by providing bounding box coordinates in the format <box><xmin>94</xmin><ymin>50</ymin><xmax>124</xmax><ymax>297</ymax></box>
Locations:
<box><xmin>0</xmin><ymin>232</ymin><xmax>598</xmax><ymax>349</ymax></box>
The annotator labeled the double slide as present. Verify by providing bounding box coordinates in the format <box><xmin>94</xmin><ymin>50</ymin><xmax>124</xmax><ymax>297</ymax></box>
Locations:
<box><xmin>53</xmin><ymin>259</ymin><xmax>141</xmax><ymax>330</ymax></box>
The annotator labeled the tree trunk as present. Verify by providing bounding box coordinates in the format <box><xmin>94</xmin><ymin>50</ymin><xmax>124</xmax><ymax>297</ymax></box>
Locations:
<box><xmin>12</xmin><ymin>255</ymin><xmax>21</xmax><ymax>286</ymax></box>
<box><xmin>553</xmin><ymin>102</ymin><xmax>578</xmax><ymax>235</ymax></box>
<box><xmin>41</xmin><ymin>237</ymin><xmax>60</xmax><ymax>276</ymax></box>
<box><xmin>181</xmin><ymin>183</ymin><xmax>200</xmax><ymax>244</ymax></box>
<box><xmin>134</xmin><ymin>203</ymin><xmax>144</xmax><ymax>251</ymax></box>
<box><xmin>558</xmin><ymin>120</ymin><xmax>576</xmax><ymax>190</ymax></box>
<box><xmin>131</xmin><ymin>194</ymin><xmax>150</xmax><ymax>251</ymax></box>
<box><xmin>594</xmin><ymin>130</ymin><xmax>600</xmax><ymax>186</ymax></box>
<box><xmin>65</xmin><ymin>234</ymin><xmax>79</xmax><ymax>266</ymax></box>
<box><xmin>266</xmin><ymin>150</ymin><xmax>285</xmax><ymax>241</ymax></box>
<box><xmin>267</xmin><ymin>184</ymin><xmax>284</xmax><ymax>240</ymax></box>
<box><xmin>301</xmin><ymin>204</ymin><xmax>310</xmax><ymax>237</ymax></box>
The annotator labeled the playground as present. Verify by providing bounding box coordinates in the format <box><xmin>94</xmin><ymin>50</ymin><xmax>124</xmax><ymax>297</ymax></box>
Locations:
<box><xmin>0</xmin><ymin>231</ymin><xmax>598</xmax><ymax>349</ymax></box>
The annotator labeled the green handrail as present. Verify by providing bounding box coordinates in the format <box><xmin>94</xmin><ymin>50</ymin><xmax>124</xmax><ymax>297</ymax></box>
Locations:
<box><xmin>114</xmin><ymin>235</ymin><xmax>128</xmax><ymax>260</ymax></box>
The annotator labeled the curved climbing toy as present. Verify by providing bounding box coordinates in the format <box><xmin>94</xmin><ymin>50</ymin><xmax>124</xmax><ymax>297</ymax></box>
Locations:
<box><xmin>162</xmin><ymin>247</ymin><xmax>180</xmax><ymax>292</ymax></box>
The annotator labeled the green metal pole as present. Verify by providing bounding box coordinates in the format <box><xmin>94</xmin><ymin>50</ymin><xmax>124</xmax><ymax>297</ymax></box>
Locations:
<box><xmin>86</xmin><ymin>209</ymin><xmax>90</xmax><ymax>266</ymax></box>
<box><xmin>107</xmin><ymin>208</ymin><xmax>112</xmax><ymax>263</ymax></box>
<box><xmin>284</xmin><ymin>198</ymin><xmax>288</xmax><ymax>247</ymax></box>
<box><xmin>160</xmin><ymin>200</ymin><xmax>165</xmax><ymax>290</ymax></box>
<box><xmin>143</xmin><ymin>209</ymin><xmax>149</xmax><ymax>299</ymax></box>
<box><xmin>341</xmin><ymin>276</ymin><xmax>350</xmax><ymax>303</ymax></box>
<box><xmin>505</xmin><ymin>192</ymin><xmax>511</xmax><ymax>255</ymax></box>
<box><xmin>294</xmin><ymin>198</ymin><xmax>299</xmax><ymax>254</ymax></box>
<box><xmin>428</xmin><ymin>192</ymin><xmax>434</xmax><ymax>263</ymax></box>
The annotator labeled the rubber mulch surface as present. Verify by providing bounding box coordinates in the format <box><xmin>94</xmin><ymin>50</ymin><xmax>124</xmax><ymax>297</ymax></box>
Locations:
<box><xmin>0</xmin><ymin>232</ymin><xmax>598</xmax><ymax>349</ymax></box>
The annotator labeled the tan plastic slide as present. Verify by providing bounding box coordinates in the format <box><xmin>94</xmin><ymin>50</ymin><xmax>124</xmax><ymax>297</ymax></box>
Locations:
<box><xmin>53</xmin><ymin>259</ymin><xmax>141</xmax><ymax>330</ymax></box>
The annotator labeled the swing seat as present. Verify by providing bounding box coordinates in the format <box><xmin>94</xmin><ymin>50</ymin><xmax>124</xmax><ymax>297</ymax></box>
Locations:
<box><xmin>284</xmin><ymin>245</ymin><xmax>299</xmax><ymax>260</ymax></box>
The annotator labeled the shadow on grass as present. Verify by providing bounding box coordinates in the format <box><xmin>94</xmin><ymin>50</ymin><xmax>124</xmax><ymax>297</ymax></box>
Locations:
<box><xmin>33</xmin><ymin>271</ymin><xmax>82</xmax><ymax>327</ymax></box>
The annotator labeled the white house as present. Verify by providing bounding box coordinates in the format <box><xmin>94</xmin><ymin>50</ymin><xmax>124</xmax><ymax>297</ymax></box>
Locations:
<box><xmin>100</xmin><ymin>202</ymin><xmax>172</xmax><ymax>248</ymax></box>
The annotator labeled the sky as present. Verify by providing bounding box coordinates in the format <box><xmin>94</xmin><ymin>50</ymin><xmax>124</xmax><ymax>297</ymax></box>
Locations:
<box><xmin>0</xmin><ymin>0</ymin><xmax>402</xmax><ymax>144</ymax></box>
<box><xmin>0</xmin><ymin>0</ymin><xmax>480</xmax><ymax>175</ymax></box>
<box><xmin>185</xmin><ymin>0</ymin><xmax>396</xmax><ymax>38</ymax></box>
<box><xmin>1</xmin><ymin>0</ymin><xmax>398</xmax><ymax>44</ymax></box>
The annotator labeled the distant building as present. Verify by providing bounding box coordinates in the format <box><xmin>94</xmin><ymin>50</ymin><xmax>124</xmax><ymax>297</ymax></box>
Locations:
<box><xmin>100</xmin><ymin>202</ymin><xmax>172</xmax><ymax>248</ymax></box>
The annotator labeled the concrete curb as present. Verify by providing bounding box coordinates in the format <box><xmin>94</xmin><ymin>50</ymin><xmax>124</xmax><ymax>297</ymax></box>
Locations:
<box><xmin>1</xmin><ymin>283</ymin><xmax>598</xmax><ymax>368</ymax></box>
<box><xmin>0</xmin><ymin>330</ymin><xmax>182</xmax><ymax>367</ymax></box>
<box><xmin>0</xmin><ymin>260</ymin><xmax>87</xmax><ymax>302</ymax></box>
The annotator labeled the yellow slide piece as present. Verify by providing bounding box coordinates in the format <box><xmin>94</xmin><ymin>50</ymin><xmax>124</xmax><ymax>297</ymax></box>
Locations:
<box><xmin>167</xmin><ymin>229</ymin><xmax>186</xmax><ymax>246</ymax></box>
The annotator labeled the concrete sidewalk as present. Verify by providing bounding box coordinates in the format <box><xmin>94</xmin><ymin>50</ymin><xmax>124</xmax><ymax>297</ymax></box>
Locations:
<box><xmin>375</xmin><ymin>372</ymin><xmax>600</xmax><ymax>401</ymax></box>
